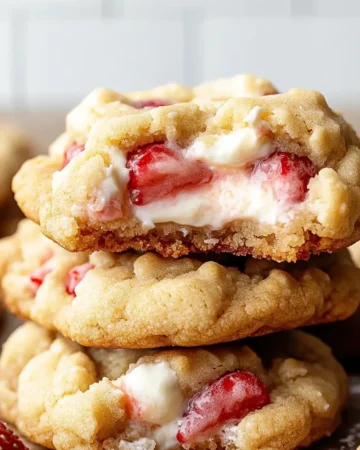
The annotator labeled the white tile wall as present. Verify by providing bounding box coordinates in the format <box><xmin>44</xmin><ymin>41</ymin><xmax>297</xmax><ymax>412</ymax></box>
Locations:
<box><xmin>315</xmin><ymin>0</ymin><xmax>360</xmax><ymax>16</ymax></box>
<box><xmin>201</xmin><ymin>17</ymin><xmax>360</xmax><ymax>99</ymax></box>
<box><xmin>0</xmin><ymin>0</ymin><xmax>104</xmax><ymax>19</ymax></box>
<box><xmin>0</xmin><ymin>0</ymin><xmax>359</xmax><ymax>110</ymax></box>
<box><xmin>25</xmin><ymin>18</ymin><xmax>184</xmax><ymax>106</ymax></box>
<box><xmin>121</xmin><ymin>0</ymin><xmax>246</xmax><ymax>19</ymax></box>
<box><xmin>0</xmin><ymin>21</ymin><xmax>12</xmax><ymax>107</ymax></box>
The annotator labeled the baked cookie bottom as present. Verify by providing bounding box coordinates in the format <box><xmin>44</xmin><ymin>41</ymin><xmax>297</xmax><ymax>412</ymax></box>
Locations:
<box><xmin>1</xmin><ymin>220</ymin><xmax>359</xmax><ymax>349</ymax></box>
<box><xmin>48</xmin><ymin>216</ymin><xmax>360</xmax><ymax>262</ymax></box>
<box><xmin>0</xmin><ymin>323</ymin><xmax>347</xmax><ymax>450</ymax></box>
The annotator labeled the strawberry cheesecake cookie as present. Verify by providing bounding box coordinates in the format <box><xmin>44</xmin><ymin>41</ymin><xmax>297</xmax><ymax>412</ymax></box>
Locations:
<box><xmin>0</xmin><ymin>123</ymin><xmax>31</xmax><ymax>208</ymax></box>
<box><xmin>1</xmin><ymin>219</ymin><xmax>359</xmax><ymax>348</ymax></box>
<box><xmin>0</xmin><ymin>322</ymin><xmax>347</xmax><ymax>450</ymax></box>
<box><xmin>13</xmin><ymin>89</ymin><xmax>360</xmax><ymax>261</ymax></box>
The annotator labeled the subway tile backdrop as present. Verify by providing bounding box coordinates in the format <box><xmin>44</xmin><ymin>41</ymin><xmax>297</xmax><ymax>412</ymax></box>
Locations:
<box><xmin>0</xmin><ymin>0</ymin><xmax>359</xmax><ymax>114</ymax></box>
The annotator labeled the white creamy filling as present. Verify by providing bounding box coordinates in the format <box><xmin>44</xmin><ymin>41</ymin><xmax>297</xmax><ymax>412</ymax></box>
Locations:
<box><xmin>185</xmin><ymin>128</ymin><xmax>272</xmax><ymax>167</ymax></box>
<box><xmin>52</xmin><ymin>165</ymin><xmax>68</xmax><ymax>192</ymax></box>
<box><xmin>185</xmin><ymin>106</ymin><xmax>272</xmax><ymax>167</ymax></box>
<box><xmin>87</xmin><ymin>147</ymin><xmax>129</xmax><ymax>217</ymax></box>
<box><xmin>121</xmin><ymin>362</ymin><xmax>183</xmax><ymax>426</ymax></box>
<box><xmin>134</xmin><ymin>174</ymin><xmax>299</xmax><ymax>229</ymax></box>
<box><xmin>119</xmin><ymin>362</ymin><xmax>184</xmax><ymax>450</ymax></box>
<box><xmin>58</xmin><ymin>146</ymin><xmax>130</xmax><ymax>220</ymax></box>
<box><xmin>152</xmin><ymin>420</ymin><xmax>181</xmax><ymax>450</ymax></box>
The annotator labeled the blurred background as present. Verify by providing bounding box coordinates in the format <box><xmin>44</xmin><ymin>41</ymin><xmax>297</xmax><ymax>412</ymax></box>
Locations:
<box><xmin>0</xmin><ymin>0</ymin><xmax>359</xmax><ymax>151</ymax></box>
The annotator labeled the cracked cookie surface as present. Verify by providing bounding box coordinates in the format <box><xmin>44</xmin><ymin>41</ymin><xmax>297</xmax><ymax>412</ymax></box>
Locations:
<box><xmin>0</xmin><ymin>323</ymin><xmax>347</xmax><ymax>450</ymax></box>
<box><xmin>1</xmin><ymin>220</ymin><xmax>359</xmax><ymax>348</ymax></box>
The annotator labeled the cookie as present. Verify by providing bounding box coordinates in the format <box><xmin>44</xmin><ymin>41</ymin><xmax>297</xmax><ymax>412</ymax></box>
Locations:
<box><xmin>0</xmin><ymin>123</ymin><xmax>31</xmax><ymax>207</ymax></box>
<box><xmin>1</xmin><ymin>220</ymin><xmax>359</xmax><ymax>348</ymax></box>
<box><xmin>13</xmin><ymin>89</ymin><xmax>360</xmax><ymax>261</ymax></box>
<box><xmin>0</xmin><ymin>322</ymin><xmax>347</xmax><ymax>450</ymax></box>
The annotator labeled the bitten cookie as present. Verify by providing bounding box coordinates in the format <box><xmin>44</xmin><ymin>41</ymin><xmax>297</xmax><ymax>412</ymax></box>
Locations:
<box><xmin>1</xmin><ymin>220</ymin><xmax>359</xmax><ymax>348</ymax></box>
<box><xmin>13</xmin><ymin>89</ymin><xmax>360</xmax><ymax>261</ymax></box>
<box><xmin>0</xmin><ymin>323</ymin><xmax>347</xmax><ymax>450</ymax></box>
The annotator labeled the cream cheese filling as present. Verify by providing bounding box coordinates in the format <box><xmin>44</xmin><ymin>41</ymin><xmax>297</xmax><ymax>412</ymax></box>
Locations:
<box><xmin>118</xmin><ymin>362</ymin><xmax>184</xmax><ymax>450</ymax></box>
<box><xmin>133</xmin><ymin>173</ymin><xmax>301</xmax><ymax>229</ymax></box>
<box><xmin>120</xmin><ymin>362</ymin><xmax>183</xmax><ymax>426</ymax></box>
<box><xmin>185</xmin><ymin>106</ymin><xmax>272</xmax><ymax>167</ymax></box>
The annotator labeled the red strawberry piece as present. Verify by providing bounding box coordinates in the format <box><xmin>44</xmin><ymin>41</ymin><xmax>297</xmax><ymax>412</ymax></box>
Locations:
<box><xmin>29</xmin><ymin>254</ymin><xmax>54</xmax><ymax>294</ymax></box>
<box><xmin>0</xmin><ymin>421</ymin><xmax>29</xmax><ymax>450</ymax></box>
<box><xmin>133</xmin><ymin>99</ymin><xmax>170</xmax><ymax>109</ymax></box>
<box><xmin>253</xmin><ymin>151</ymin><xmax>317</xmax><ymax>203</ymax></box>
<box><xmin>62</xmin><ymin>143</ymin><xmax>85</xmax><ymax>168</ymax></box>
<box><xmin>177</xmin><ymin>371</ymin><xmax>270</xmax><ymax>444</ymax></box>
<box><xmin>126</xmin><ymin>143</ymin><xmax>213</xmax><ymax>205</ymax></box>
<box><xmin>66</xmin><ymin>263</ymin><xmax>94</xmax><ymax>296</ymax></box>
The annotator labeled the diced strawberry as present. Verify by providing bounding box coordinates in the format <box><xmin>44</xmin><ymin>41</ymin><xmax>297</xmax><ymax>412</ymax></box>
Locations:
<box><xmin>62</xmin><ymin>143</ymin><xmax>85</xmax><ymax>168</ymax></box>
<box><xmin>0</xmin><ymin>421</ymin><xmax>29</xmax><ymax>450</ymax></box>
<box><xmin>252</xmin><ymin>151</ymin><xmax>317</xmax><ymax>203</ymax></box>
<box><xmin>132</xmin><ymin>99</ymin><xmax>170</xmax><ymax>109</ymax></box>
<box><xmin>177</xmin><ymin>371</ymin><xmax>270</xmax><ymax>444</ymax></box>
<box><xmin>66</xmin><ymin>263</ymin><xmax>94</xmax><ymax>296</ymax></box>
<box><xmin>126</xmin><ymin>143</ymin><xmax>213</xmax><ymax>205</ymax></box>
<box><xmin>29</xmin><ymin>254</ymin><xmax>54</xmax><ymax>294</ymax></box>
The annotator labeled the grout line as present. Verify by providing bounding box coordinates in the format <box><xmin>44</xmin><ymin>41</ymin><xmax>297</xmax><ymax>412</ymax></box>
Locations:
<box><xmin>9</xmin><ymin>9</ymin><xmax>27</xmax><ymax>109</ymax></box>
<box><xmin>182</xmin><ymin>7</ymin><xmax>205</xmax><ymax>86</ymax></box>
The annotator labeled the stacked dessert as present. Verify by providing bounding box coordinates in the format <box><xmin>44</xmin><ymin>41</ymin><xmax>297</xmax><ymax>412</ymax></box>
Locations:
<box><xmin>0</xmin><ymin>74</ymin><xmax>359</xmax><ymax>450</ymax></box>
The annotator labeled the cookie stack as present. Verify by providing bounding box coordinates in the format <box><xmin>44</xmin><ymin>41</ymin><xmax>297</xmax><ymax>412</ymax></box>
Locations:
<box><xmin>0</xmin><ymin>74</ymin><xmax>359</xmax><ymax>450</ymax></box>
